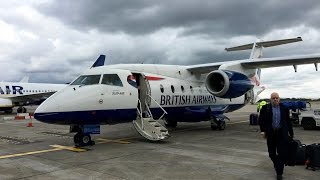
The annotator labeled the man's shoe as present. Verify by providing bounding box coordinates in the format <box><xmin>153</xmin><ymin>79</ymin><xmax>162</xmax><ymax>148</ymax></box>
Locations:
<box><xmin>276</xmin><ymin>175</ymin><xmax>282</xmax><ymax>180</ymax></box>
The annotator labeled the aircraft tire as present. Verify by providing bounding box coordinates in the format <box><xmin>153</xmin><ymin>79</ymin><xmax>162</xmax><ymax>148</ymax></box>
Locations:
<box><xmin>4</xmin><ymin>109</ymin><xmax>13</xmax><ymax>114</ymax></box>
<box><xmin>164</xmin><ymin>119</ymin><xmax>177</xmax><ymax>128</ymax></box>
<box><xmin>74</xmin><ymin>133</ymin><xmax>82</xmax><ymax>147</ymax></box>
<box><xmin>211</xmin><ymin>124</ymin><xmax>218</xmax><ymax>130</ymax></box>
<box><xmin>17</xmin><ymin>107</ymin><xmax>22</xmax><ymax>113</ymax></box>
<box><xmin>17</xmin><ymin>107</ymin><xmax>27</xmax><ymax>113</ymax></box>
<box><xmin>218</xmin><ymin>121</ymin><xmax>226</xmax><ymax>130</ymax></box>
<box><xmin>74</xmin><ymin>133</ymin><xmax>92</xmax><ymax>147</ymax></box>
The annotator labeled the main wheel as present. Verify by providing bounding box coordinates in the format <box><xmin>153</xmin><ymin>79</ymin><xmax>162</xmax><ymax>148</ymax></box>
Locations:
<box><xmin>211</xmin><ymin>123</ymin><xmax>218</xmax><ymax>130</ymax></box>
<box><xmin>17</xmin><ymin>107</ymin><xmax>27</xmax><ymax>113</ymax></box>
<box><xmin>17</xmin><ymin>107</ymin><xmax>22</xmax><ymax>113</ymax></box>
<box><xmin>164</xmin><ymin>118</ymin><xmax>177</xmax><ymax>128</ymax></box>
<box><xmin>218</xmin><ymin>121</ymin><xmax>226</xmax><ymax>130</ymax></box>
<box><xmin>4</xmin><ymin>109</ymin><xmax>13</xmax><ymax>114</ymax></box>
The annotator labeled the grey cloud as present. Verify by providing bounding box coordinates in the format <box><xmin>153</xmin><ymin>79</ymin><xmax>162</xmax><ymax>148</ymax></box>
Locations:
<box><xmin>36</xmin><ymin>0</ymin><xmax>320</xmax><ymax>37</ymax></box>
<box><xmin>1</xmin><ymin>0</ymin><xmax>320</xmax><ymax>93</ymax></box>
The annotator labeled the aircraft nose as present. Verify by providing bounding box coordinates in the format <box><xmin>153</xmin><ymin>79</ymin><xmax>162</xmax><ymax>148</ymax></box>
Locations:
<box><xmin>35</xmin><ymin>97</ymin><xmax>59</xmax><ymax>113</ymax></box>
<box><xmin>34</xmin><ymin>96</ymin><xmax>60</xmax><ymax>122</ymax></box>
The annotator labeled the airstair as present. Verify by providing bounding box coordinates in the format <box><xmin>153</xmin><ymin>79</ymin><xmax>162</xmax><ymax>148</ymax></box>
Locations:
<box><xmin>133</xmin><ymin>94</ymin><xmax>169</xmax><ymax>141</ymax></box>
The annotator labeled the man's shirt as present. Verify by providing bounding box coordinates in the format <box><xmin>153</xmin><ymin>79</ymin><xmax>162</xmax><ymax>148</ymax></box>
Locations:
<box><xmin>272</xmin><ymin>106</ymin><xmax>281</xmax><ymax>129</ymax></box>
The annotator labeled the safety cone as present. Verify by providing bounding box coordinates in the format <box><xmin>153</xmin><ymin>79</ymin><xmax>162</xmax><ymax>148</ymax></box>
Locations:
<box><xmin>27</xmin><ymin>118</ymin><xmax>33</xmax><ymax>127</ymax></box>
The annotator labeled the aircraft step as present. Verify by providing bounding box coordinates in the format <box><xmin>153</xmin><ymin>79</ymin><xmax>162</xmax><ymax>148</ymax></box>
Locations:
<box><xmin>133</xmin><ymin>117</ymin><xmax>169</xmax><ymax>141</ymax></box>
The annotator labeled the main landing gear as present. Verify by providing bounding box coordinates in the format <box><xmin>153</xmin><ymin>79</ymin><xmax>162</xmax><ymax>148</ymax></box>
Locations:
<box><xmin>207</xmin><ymin>108</ymin><xmax>228</xmax><ymax>130</ymax></box>
<box><xmin>70</xmin><ymin>125</ymin><xmax>95</xmax><ymax>147</ymax></box>
<box><xmin>164</xmin><ymin>118</ymin><xmax>177</xmax><ymax>128</ymax></box>
<box><xmin>17</xmin><ymin>106</ymin><xmax>27</xmax><ymax>113</ymax></box>
<box><xmin>4</xmin><ymin>108</ymin><xmax>13</xmax><ymax>114</ymax></box>
<box><xmin>210</xmin><ymin>114</ymin><xmax>230</xmax><ymax>131</ymax></box>
<box><xmin>210</xmin><ymin>117</ymin><xmax>226</xmax><ymax>130</ymax></box>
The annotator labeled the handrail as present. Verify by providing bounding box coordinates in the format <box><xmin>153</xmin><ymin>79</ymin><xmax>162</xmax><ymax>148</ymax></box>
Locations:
<box><xmin>147</xmin><ymin>94</ymin><xmax>168</xmax><ymax>114</ymax></box>
<box><xmin>137</xmin><ymin>99</ymin><xmax>144</xmax><ymax>129</ymax></box>
<box><xmin>145</xmin><ymin>99</ymin><xmax>153</xmax><ymax>119</ymax></box>
<box><xmin>146</xmin><ymin>93</ymin><xmax>167</xmax><ymax>121</ymax></box>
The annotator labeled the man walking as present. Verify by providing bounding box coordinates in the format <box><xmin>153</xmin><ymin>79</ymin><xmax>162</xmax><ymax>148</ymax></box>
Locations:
<box><xmin>259</xmin><ymin>92</ymin><xmax>294</xmax><ymax>180</ymax></box>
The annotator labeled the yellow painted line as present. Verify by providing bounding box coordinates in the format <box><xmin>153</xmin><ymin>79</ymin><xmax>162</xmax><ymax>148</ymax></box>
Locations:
<box><xmin>0</xmin><ymin>137</ymin><xmax>135</xmax><ymax>159</ymax></box>
<box><xmin>0</xmin><ymin>121</ymin><xmax>250</xmax><ymax>160</ymax></box>
<box><xmin>96</xmin><ymin>138</ymin><xmax>132</xmax><ymax>144</ymax></box>
<box><xmin>50</xmin><ymin>145</ymin><xmax>88</xmax><ymax>152</ymax></box>
<box><xmin>0</xmin><ymin>148</ymin><xmax>61</xmax><ymax>159</ymax></box>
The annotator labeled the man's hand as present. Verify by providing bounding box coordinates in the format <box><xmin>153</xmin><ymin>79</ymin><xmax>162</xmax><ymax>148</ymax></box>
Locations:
<box><xmin>289</xmin><ymin>134</ymin><xmax>294</xmax><ymax>139</ymax></box>
<box><xmin>260</xmin><ymin>132</ymin><xmax>266</xmax><ymax>139</ymax></box>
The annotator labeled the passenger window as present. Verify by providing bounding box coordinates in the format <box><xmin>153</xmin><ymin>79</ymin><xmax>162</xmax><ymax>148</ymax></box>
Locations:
<box><xmin>160</xmin><ymin>84</ymin><xmax>164</xmax><ymax>93</ymax></box>
<box><xmin>171</xmin><ymin>85</ymin><xmax>175</xmax><ymax>93</ymax></box>
<box><xmin>181</xmin><ymin>85</ymin><xmax>185</xmax><ymax>93</ymax></box>
<box><xmin>101</xmin><ymin>74</ymin><xmax>123</xmax><ymax>87</ymax></box>
<box><xmin>190</xmin><ymin>86</ymin><xmax>193</xmax><ymax>93</ymax></box>
<box><xmin>71</xmin><ymin>75</ymin><xmax>101</xmax><ymax>85</ymax></box>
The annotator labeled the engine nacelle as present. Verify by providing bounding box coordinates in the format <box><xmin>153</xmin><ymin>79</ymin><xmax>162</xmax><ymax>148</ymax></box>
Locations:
<box><xmin>205</xmin><ymin>70</ymin><xmax>254</xmax><ymax>98</ymax></box>
<box><xmin>0</xmin><ymin>98</ymin><xmax>14</xmax><ymax>109</ymax></box>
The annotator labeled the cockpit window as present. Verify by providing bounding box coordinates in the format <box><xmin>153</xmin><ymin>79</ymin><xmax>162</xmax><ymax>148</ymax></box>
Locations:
<box><xmin>101</xmin><ymin>74</ymin><xmax>123</xmax><ymax>87</ymax></box>
<box><xmin>71</xmin><ymin>75</ymin><xmax>101</xmax><ymax>85</ymax></box>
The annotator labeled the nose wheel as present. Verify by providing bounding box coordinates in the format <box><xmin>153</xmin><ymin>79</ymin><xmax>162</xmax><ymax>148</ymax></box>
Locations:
<box><xmin>74</xmin><ymin>132</ymin><xmax>95</xmax><ymax>147</ymax></box>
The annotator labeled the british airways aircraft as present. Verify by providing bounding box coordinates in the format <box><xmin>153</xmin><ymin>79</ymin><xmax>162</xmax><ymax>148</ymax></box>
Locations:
<box><xmin>0</xmin><ymin>81</ymin><xmax>67</xmax><ymax>113</ymax></box>
<box><xmin>0</xmin><ymin>55</ymin><xmax>106</xmax><ymax>114</ymax></box>
<box><xmin>34</xmin><ymin>37</ymin><xmax>320</xmax><ymax>147</ymax></box>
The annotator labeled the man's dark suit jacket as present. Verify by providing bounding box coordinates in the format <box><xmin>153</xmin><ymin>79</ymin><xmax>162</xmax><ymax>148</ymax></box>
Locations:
<box><xmin>259</xmin><ymin>103</ymin><xmax>294</xmax><ymax>140</ymax></box>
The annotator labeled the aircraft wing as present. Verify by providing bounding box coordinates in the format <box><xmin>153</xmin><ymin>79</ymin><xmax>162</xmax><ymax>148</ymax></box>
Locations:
<box><xmin>0</xmin><ymin>92</ymin><xmax>55</xmax><ymax>104</ymax></box>
<box><xmin>185</xmin><ymin>62</ymin><xmax>223</xmax><ymax>74</ymax></box>
<box><xmin>240</xmin><ymin>54</ymin><xmax>320</xmax><ymax>69</ymax></box>
<box><xmin>186</xmin><ymin>54</ymin><xmax>320</xmax><ymax>74</ymax></box>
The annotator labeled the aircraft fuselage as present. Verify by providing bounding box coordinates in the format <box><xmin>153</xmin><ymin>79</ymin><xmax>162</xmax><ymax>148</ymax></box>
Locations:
<box><xmin>34</xmin><ymin>64</ymin><xmax>248</xmax><ymax>125</ymax></box>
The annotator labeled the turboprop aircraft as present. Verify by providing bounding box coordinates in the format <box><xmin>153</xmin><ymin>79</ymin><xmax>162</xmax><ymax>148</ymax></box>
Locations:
<box><xmin>0</xmin><ymin>55</ymin><xmax>106</xmax><ymax>114</ymax></box>
<box><xmin>34</xmin><ymin>37</ymin><xmax>320</xmax><ymax>147</ymax></box>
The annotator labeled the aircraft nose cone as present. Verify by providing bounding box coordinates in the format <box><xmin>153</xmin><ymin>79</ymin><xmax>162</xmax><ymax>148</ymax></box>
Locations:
<box><xmin>35</xmin><ymin>98</ymin><xmax>59</xmax><ymax>113</ymax></box>
<box><xmin>34</xmin><ymin>97</ymin><xmax>60</xmax><ymax>122</ymax></box>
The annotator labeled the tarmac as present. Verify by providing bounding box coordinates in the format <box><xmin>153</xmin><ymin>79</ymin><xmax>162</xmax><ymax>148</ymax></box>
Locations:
<box><xmin>0</xmin><ymin>104</ymin><xmax>319</xmax><ymax>180</ymax></box>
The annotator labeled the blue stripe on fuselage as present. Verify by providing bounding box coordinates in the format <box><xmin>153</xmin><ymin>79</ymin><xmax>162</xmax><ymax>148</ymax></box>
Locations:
<box><xmin>34</xmin><ymin>104</ymin><xmax>245</xmax><ymax>125</ymax></box>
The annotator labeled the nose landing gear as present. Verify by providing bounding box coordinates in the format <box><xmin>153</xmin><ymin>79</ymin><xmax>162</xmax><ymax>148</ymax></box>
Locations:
<box><xmin>70</xmin><ymin>125</ymin><xmax>97</xmax><ymax>147</ymax></box>
<box><xmin>74</xmin><ymin>132</ymin><xmax>95</xmax><ymax>147</ymax></box>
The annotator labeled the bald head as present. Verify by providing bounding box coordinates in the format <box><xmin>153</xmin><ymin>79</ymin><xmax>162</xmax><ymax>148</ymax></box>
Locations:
<box><xmin>270</xmin><ymin>92</ymin><xmax>280</xmax><ymax>106</ymax></box>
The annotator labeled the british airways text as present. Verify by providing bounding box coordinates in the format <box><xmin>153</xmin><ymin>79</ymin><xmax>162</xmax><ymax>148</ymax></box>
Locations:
<box><xmin>160</xmin><ymin>95</ymin><xmax>216</xmax><ymax>105</ymax></box>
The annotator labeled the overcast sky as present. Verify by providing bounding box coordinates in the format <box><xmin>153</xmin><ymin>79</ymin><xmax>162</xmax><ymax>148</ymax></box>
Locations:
<box><xmin>1</xmin><ymin>0</ymin><xmax>320</xmax><ymax>98</ymax></box>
